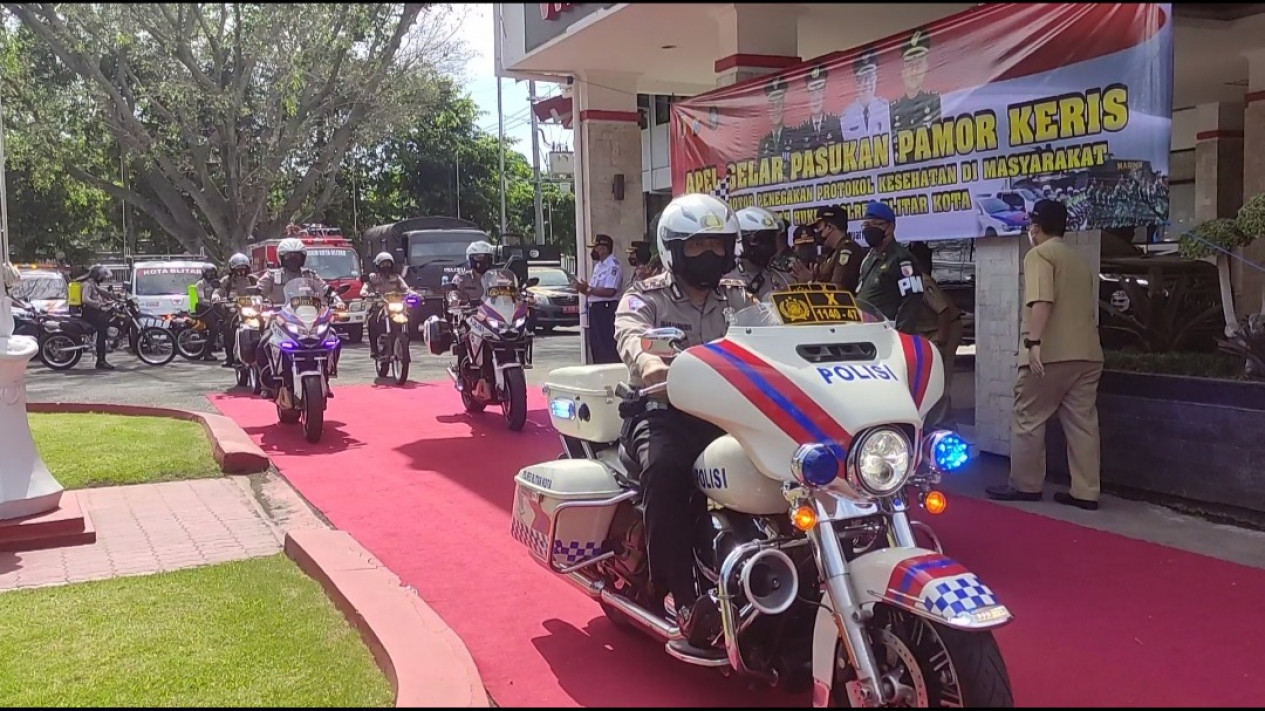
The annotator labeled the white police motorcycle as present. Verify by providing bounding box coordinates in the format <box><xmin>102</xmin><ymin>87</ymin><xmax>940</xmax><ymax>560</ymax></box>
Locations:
<box><xmin>511</xmin><ymin>283</ymin><xmax>1013</xmax><ymax>707</ymax></box>
<box><xmin>262</xmin><ymin>277</ymin><xmax>349</xmax><ymax>443</ymax></box>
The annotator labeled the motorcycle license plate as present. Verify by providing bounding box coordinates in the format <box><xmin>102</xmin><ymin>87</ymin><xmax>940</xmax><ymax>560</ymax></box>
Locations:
<box><xmin>563</xmin><ymin>306</ymin><xmax>579</xmax><ymax>314</ymax></box>
<box><xmin>769</xmin><ymin>288</ymin><xmax>862</xmax><ymax>325</ymax></box>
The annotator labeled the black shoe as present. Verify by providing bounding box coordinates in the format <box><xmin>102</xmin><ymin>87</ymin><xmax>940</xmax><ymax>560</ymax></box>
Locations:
<box><xmin>202</xmin><ymin>354</ymin><xmax>219</xmax><ymax>362</ymax></box>
<box><xmin>221</xmin><ymin>359</ymin><xmax>235</xmax><ymax>368</ymax></box>
<box><xmin>1053</xmin><ymin>491</ymin><xmax>1099</xmax><ymax>511</ymax></box>
<box><xmin>984</xmin><ymin>485</ymin><xmax>1042</xmax><ymax>502</ymax></box>
<box><xmin>95</xmin><ymin>361</ymin><xmax>116</xmax><ymax>371</ymax></box>
<box><xmin>678</xmin><ymin>595</ymin><xmax>723</xmax><ymax>649</ymax></box>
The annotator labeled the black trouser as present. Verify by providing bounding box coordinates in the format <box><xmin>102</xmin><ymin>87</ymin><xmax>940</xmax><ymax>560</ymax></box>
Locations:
<box><xmin>368</xmin><ymin>306</ymin><xmax>386</xmax><ymax>356</ymax></box>
<box><xmin>587</xmin><ymin>300</ymin><xmax>619</xmax><ymax>364</ymax></box>
<box><xmin>221</xmin><ymin>311</ymin><xmax>240</xmax><ymax>364</ymax></box>
<box><xmin>83</xmin><ymin>308</ymin><xmax>111</xmax><ymax>363</ymax></box>
<box><xmin>625</xmin><ymin>407</ymin><xmax>724</xmax><ymax>608</ymax></box>
<box><xmin>193</xmin><ymin>304</ymin><xmax>221</xmax><ymax>358</ymax></box>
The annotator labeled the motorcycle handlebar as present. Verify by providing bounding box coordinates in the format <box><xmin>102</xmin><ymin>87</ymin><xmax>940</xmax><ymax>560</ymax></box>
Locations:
<box><xmin>615</xmin><ymin>381</ymin><xmax>667</xmax><ymax>400</ymax></box>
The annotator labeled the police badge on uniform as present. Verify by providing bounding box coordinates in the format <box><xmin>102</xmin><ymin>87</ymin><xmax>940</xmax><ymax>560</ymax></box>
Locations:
<box><xmin>723</xmin><ymin>306</ymin><xmax>735</xmax><ymax>323</ymax></box>
<box><xmin>838</xmin><ymin>251</ymin><xmax>851</xmax><ymax>266</ymax></box>
<box><xmin>900</xmin><ymin>261</ymin><xmax>915</xmax><ymax>277</ymax></box>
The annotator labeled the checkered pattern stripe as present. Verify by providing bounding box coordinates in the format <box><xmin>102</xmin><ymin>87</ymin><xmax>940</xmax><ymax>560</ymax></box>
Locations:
<box><xmin>711</xmin><ymin>175</ymin><xmax>730</xmax><ymax>202</ymax></box>
<box><xmin>921</xmin><ymin>574</ymin><xmax>998</xmax><ymax>616</ymax></box>
<box><xmin>511</xmin><ymin>517</ymin><xmax>547</xmax><ymax>560</ymax></box>
<box><xmin>552</xmin><ymin>540</ymin><xmax>603</xmax><ymax>567</ymax></box>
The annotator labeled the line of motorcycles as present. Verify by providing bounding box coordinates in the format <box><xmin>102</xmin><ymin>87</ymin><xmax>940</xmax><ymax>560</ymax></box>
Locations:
<box><xmin>12</xmin><ymin>294</ymin><xmax>178</xmax><ymax>369</ymax></box>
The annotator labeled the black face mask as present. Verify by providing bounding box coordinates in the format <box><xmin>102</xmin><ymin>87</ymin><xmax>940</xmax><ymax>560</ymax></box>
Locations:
<box><xmin>590</xmin><ymin>249</ymin><xmax>603</xmax><ymax>262</ymax></box>
<box><xmin>862</xmin><ymin>226</ymin><xmax>887</xmax><ymax>250</ymax></box>
<box><xmin>742</xmin><ymin>240</ymin><xmax>778</xmax><ymax>268</ymax></box>
<box><xmin>627</xmin><ymin>256</ymin><xmax>639</xmax><ymax>268</ymax></box>
<box><xmin>794</xmin><ymin>246</ymin><xmax>818</xmax><ymax>265</ymax></box>
<box><xmin>281</xmin><ymin>256</ymin><xmax>305</xmax><ymax>272</ymax></box>
<box><xmin>679</xmin><ymin>252</ymin><xmax>733</xmax><ymax>290</ymax></box>
<box><xmin>471</xmin><ymin>258</ymin><xmax>491</xmax><ymax>274</ymax></box>
<box><xmin>378</xmin><ymin>264</ymin><xmax>396</xmax><ymax>275</ymax></box>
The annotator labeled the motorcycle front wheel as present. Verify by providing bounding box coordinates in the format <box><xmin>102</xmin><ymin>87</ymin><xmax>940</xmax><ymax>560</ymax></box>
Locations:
<box><xmin>176</xmin><ymin>327</ymin><xmax>208</xmax><ymax>360</ymax></box>
<box><xmin>235</xmin><ymin>365</ymin><xmax>250</xmax><ymax>388</ymax></box>
<box><xmin>831</xmin><ymin>604</ymin><xmax>1013</xmax><ymax>708</ymax></box>
<box><xmin>301</xmin><ymin>375</ymin><xmax>326</xmax><ymax>443</ymax></box>
<box><xmin>502</xmin><ymin>366</ymin><xmax>528</xmax><ymax>432</ymax></box>
<box><xmin>135</xmin><ymin>327</ymin><xmax>177</xmax><ymax>366</ymax></box>
<box><xmin>393</xmin><ymin>330</ymin><xmax>410</xmax><ymax>385</ymax></box>
<box><xmin>40</xmin><ymin>334</ymin><xmax>83</xmax><ymax>370</ymax></box>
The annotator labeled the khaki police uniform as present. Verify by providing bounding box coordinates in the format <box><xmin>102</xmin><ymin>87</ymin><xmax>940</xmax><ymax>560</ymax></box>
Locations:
<box><xmin>813</xmin><ymin>240</ymin><xmax>865</xmax><ymax>293</ymax></box>
<box><xmin>615</xmin><ymin>271</ymin><xmax>753</xmax><ymax>386</ymax></box>
<box><xmin>914</xmin><ymin>274</ymin><xmax>963</xmax><ymax>406</ymax></box>
<box><xmin>614</xmin><ymin>269</ymin><xmax>754</xmax><ymax>619</ymax></box>
<box><xmin>360</xmin><ymin>272</ymin><xmax>410</xmax><ymax>298</ymax></box>
<box><xmin>890</xmin><ymin>30</ymin><xmax>942</xmax><ymax>132</ymax></box>
<box><xmin>214</xmin><ymin>274</ymin><xmax>258</xmax><ymax>301</ymax></box>
<box><xmin>448</xmin><ymin>268</ymin><xmax>485</xmax><ymax>304</ymax></box>
<box><xmin>856</xmin><ymin>241</ymin><xmax>924</xmax><ymax>334</ymax></box>
<box><xmin>1010</xmin><ymin>237</ymin><xmax>1105</xmax><ymax>502</ymax></box>
<box><xmin>733</xmin><ymin>260</ymin><xmax>793</xmax><ymax>301</ymax></box>
<box><xmin>256</xmin><ymin>268</ymin><xmax>327</xmax><ymax>306</ymax></box>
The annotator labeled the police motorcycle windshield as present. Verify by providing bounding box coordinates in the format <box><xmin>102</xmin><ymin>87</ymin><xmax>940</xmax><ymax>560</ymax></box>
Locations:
<box><xmin>279</xmin><ymin>277</ymin><xmax>334</xmax><ymax>338</ymax></box>
<box><xmin>666</xmin><ymin>286</ymin><xmax>945</xmax><ymax>500</ymax></box>
<box><xmin>479</xmin><ymin>268</ymin><xmax>527</xmax><ymax>327</ymax></box>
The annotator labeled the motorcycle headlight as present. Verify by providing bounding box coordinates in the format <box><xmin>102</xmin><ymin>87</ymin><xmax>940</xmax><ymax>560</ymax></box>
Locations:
<box><xmin>513</xmin><ymin>316</ymin><xmax>527</xmax><ymax>328</ymax></box>
<box><xmin>848</xmin><ymin>427</ymin><xmax>913</xmax><ymax>497</ymax></box>
<box><xmin>241</xmin><ymin>307</ymin><xmax>258</xmax><ymax>318</ymax></box>
<box><xmin>388</xmin><ymin>302</ymin><xmax>405</xmax><ymax>313</ymax></box>
<box><xmin>244</xmin><ymin>317</ymin><xmax>260</xmax><ymax>328</ymax></box>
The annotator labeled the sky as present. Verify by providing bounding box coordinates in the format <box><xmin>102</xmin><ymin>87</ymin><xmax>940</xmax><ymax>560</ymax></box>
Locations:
<box><xmin>456</xmin><ymin>4</ymin><xmax>574</xmax><ymax>166</ymax></box>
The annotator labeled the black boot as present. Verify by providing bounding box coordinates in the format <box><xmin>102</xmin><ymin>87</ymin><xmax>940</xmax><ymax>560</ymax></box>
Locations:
<box><xmin>667</xmin><ymin>596</ymin><xmax>725</xmax><ymax>661</ymax></box>
<box><xmin>95</xmin><ymin>360</ymin><xmax>116</xmax><ymax>371</ymax></box>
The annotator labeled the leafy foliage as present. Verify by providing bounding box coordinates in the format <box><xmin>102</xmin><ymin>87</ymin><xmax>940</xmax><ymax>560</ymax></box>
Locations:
<box><xmin>1217</xmin><ymin>314</ymin><xmax>1265</xmax><ymax>380</ymax></box>
<box><xmin>1178</xmin><ymin>217</ymin><xmax>1251</xmax><ymax>260</ymax></box>
<box><xmin>1103</xmin><ymin>349</ymin><xmax>1244</xmax><ymax>380</ymax></box>
<box><xmin>2</xmin><ymin>3</ymin><xmax>467</xmax><ymax>260</ymax></box>
<box><xmin>1238</xmin><ymin>192</ymin><xmax>1265</xmax><ymax>240</ymax></box>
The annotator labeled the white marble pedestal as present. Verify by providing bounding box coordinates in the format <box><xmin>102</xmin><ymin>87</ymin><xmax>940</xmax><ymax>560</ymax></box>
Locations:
<box><xmin>0</xmin><ymin>296</ymin><xmax>65</xmax><ymax>521</ymax></box>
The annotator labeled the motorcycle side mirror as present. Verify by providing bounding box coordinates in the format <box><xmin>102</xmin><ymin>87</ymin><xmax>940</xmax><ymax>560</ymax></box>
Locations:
<box><xmin>525</xmin><ymin>277</ymin><xmax>540</xmax><ymax>288</ymax></box>
<box><xmin>640</xmin><ymin>327</ymin><xmax>686</xmax><ymax>359</ymax></box>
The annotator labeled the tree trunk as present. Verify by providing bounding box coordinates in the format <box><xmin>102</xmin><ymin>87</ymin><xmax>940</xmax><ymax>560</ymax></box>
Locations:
<box><xmin>1218</xmin><ymin>255</ymin><xmax>1238</xmax><ymax>337</ymax></box>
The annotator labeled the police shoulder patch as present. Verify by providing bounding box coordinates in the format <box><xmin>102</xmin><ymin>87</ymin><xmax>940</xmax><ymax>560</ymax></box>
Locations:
<box><xmin>623</xmin><ymin>294</ymin><xmax>648</xmax><ymax>312</ymax></box>
<box><xmin>899</xmin><ymin>260</ymin><xmax>915</xmax><ymax>277</ymax></box>
<box><xmin>837</xmin><ymin>251</ymin><xmax>851</xmax><ymax>266</ymax></box>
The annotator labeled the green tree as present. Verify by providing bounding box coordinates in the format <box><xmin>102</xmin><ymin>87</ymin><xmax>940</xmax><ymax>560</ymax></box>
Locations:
<box><xmin>2</xmin><ymin>3</ymin><xmax>468</xmax><ymax>261</ymax></box>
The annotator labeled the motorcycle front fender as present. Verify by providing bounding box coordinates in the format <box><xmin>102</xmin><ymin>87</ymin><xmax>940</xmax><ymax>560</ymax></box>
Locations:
<box><xmin>809</xmin><ymin>547</ymin><xmax>1012</xmax><ymax>708</ymax></box>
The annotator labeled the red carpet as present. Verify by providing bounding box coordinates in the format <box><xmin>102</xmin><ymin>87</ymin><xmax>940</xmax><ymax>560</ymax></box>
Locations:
<box><xmin>211</xmin><ymin>383</ymin><xmax>1265</xmax><ymax>707</ymax></box>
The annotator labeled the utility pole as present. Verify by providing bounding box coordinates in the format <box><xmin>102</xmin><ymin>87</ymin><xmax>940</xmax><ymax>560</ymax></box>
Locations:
<box><xmin>496</xmin><ymin>76</ymin><xmax>507</xmax><ymax>236</ymax></box>
<box><xmin>455</xmin><ymin>146</ymin><xmax>462</xmax><ymax>220</ymax></box>
<box><xmin>529</xmin><ymin>81</ymin><xmax>545</xmax><ymax>245</ymax></box>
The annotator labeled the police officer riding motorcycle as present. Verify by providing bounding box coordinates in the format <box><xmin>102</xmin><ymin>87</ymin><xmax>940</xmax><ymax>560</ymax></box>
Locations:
<box><xmin>214</xmin><ymin>253</ymin><xmax>260</xmax><ymax>370</ymax></box>
<box><xmin>614</xmin><ymin>193</ymin><xmax>756</xmax><ymax>659</ymax></box>
<box><xmin>733</xmin><ymin>206</ymin><xmax>794</xmax><ymax>299</ymax></box>
<box><xmin>362</xmin><ymin>252</ymin><xmax>412</xmax><ymax>360</ymax></box>
<box><xmin>81</xmin><ymin>264</ymin><xmax>119</xmax><ymax>370</ymax></box>
<box><xmin>256</xmin><ymin>238</ymin><xmax>343</xmax><ymax>397</ymax></box>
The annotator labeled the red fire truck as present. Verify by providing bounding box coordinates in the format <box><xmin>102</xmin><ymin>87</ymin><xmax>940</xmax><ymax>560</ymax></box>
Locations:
<box><xmin>246</xmin><ymin>225</ymin><xmax>367</xmax><ymax>342</ymax></box>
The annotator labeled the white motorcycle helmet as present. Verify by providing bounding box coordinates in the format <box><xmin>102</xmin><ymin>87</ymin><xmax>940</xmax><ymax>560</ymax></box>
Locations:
<box><xmin>656</xmin><ymin>193</ymin><xmax>740</xmax><ymax>282</ymax></box>
<box><xmin>228</xmin><ymin>253</ymin><xmax>250</xmax><ymax>275</ymax></box>
<box><xmin>735</xmin><ymin>206</ymin><xmax>784</xmax><ymax>267</ymax></box>
<box><xmin>276</xmin><ymin>237</ymin><xmax>307</xmax><ymax>271</ymax></box>
<box><xmin>466</xmin><ymin>240</ymin><xmax>495</xmax><ymax>273</ymax></box>
<box><xmin>374</xmin><ymin>252</ymin><xmax>395</xmax><ymax>269</ymax></box>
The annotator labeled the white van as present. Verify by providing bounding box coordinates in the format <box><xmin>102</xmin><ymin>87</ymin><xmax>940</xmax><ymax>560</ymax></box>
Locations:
<box><xmin>128</xmin><ymin>259</ymin><xmax>215</xmax><ymax>317</ymax></box>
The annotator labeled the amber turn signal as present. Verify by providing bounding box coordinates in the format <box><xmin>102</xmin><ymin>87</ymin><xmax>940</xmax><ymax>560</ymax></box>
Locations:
<box><xmin>924</xmin><ymin>490</ymin><xmax>947</xmax><ymax>515</ymax></box>
<box><xmin>791</xmin><ymin>505</ymin><xmax>818</xmax><ymax>531</ymax></box>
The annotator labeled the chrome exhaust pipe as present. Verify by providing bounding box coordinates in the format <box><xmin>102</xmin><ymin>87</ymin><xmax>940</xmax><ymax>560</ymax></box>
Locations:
<box><xmin>562</xmin><ymin>573</ymin><xmax>680</xmax><ymax>641</ymax></box>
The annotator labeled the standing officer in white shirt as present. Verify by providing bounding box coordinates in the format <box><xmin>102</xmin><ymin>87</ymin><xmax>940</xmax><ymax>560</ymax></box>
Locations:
<box><xmin>573</xmin><ymin>233</ymin><xmax>623</xmax><ymax>364</ymax></box>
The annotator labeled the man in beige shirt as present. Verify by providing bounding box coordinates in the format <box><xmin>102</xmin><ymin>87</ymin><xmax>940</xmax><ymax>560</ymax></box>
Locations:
<box><xmin>986</xmin><ymin>199</ymin><xmax>1105</xmax><ymax>511</ymax></box>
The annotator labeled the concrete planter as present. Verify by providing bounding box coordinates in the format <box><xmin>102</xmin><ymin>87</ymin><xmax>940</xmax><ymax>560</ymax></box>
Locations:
<box><xmin>1046</xmin><ymin>369</ymin><xmax>1265</xmax><ymax>516</ymax></box>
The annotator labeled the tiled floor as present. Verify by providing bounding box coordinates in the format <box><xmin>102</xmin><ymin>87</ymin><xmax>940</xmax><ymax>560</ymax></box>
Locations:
<box><xmin>0</xmin><ymin>479</ymin><xmax>283</xmax><ymax>592</ymax></box>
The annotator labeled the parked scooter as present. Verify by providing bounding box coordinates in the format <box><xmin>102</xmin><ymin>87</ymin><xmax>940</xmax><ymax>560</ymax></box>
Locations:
<box><xmin>431</xmin><ymin>268</ymin><xmax>538</xmax><ymax>431</ymax></box>
<box><xmin>260</xmin><ymin>278</ymin><xmax>349</xmax><ymax>443</ymax></box>
<box><xmin>511</xmin><ymin>283</ymin><xmax>1012</xmax><ymax>707</ymax></box>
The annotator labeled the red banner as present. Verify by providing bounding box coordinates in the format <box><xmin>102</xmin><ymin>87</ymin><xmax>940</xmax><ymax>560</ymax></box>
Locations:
<box><xmin>670</xmin><ymin>3</ymin><xmax>1173</xmax><ymax>241</ymax></box>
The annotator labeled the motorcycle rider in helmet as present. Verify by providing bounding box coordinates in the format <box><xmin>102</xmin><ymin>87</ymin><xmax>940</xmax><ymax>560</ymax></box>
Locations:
<box><xmin>732</xmin><ymin>205</ymin><xmax>794</xmax><ymax>299</ymax></box>
<box><xmin>191</xmin><ymin>265</ymin><xmax>223</xmax><ymax>362</ymax></box>
<box><xmin>614</xmin><ymin>193</ymin><xmax>755</xmax><ymax>660</ymax></box>
<box><xmin>361</xmin><ymin>251</ymin><xmax>411</xmax><ymax>359</ymax></box>
<box><xmin>449</xmin><ymin>240</ymin><xmax>496</xmax><ymax>305</ymax></box>
<box><xmin>255</xmin><ymin>237</ymin><xmax>338</xmax><ymax>396</ymax></box>
<box><xmin>213</xmin><ymin>253</ymin><xmax>259</xmax><ymax>368</ymax></box>
<box><xmin>80</xmin><ymin>264</ymin><xmax>119</xmax><ymax>370</ymax></box>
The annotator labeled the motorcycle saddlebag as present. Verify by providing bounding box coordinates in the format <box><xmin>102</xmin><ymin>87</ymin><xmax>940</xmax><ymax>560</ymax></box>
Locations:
<box><xmin>423</xmin><ymin>315</ymin><xmax>453</xmax><ymax>356</ymax></box>
<box><xmin>512</xmin><ymin>459</ymin><xmax>624</xmax><ymax>571</ymax></box>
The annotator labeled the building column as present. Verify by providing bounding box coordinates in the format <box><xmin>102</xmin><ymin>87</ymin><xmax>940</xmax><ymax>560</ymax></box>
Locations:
<box><xmin>711</xmin><ymin>5</ymin><xmax>801</xmax><ymax>87</ymax></box>
<box><xmin>972</xmin><ymin>230</ymin><xmax>1101</xmax><ymax>456</ymax></box>
<box><xmin>572</xmin><ymin>71</ymin><xmax>644</xmax><ymax>363</ymax></box>
<box><xmin>1194</xmin><ymin>102</ymin><xmax>1245</xmax><ymax>224</ymax></box>
<box><xmin>1233</xmin><ymin>51</ymin><xmax>1265</xmax><ymax>318</ymax></box>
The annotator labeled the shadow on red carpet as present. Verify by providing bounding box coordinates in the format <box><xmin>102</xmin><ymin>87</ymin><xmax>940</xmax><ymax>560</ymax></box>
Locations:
<box><xmin>209</xmin><ymin>383</ymin><xmax>1265</xmax><ymax>708</ymax></box>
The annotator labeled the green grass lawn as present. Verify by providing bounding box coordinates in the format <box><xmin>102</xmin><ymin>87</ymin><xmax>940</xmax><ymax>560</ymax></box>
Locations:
<box><xmin>0</xmin><ymin>554</ymin><xmax>393</xmax><ymax>707</ymax></box>
<box><xmin>30</xmin><ymin>412</ymin><xmax>222</xmax><ymax>489</ymax></box>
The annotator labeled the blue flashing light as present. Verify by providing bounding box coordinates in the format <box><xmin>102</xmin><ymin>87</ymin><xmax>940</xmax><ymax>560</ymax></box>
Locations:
<box><xmin>930</xmin><ymin>431</ymin><xmax>971</xmax><ymax>472</ymax></box>
<box><xmin>550</xmin><ymin>398</ymin><xmax>577</xmax><ymax>420</ymax></box>
<box><xmin>792</xmin><ymin>444</ymin><xmax>840</xmax><ymax>487</ymax></box>
<box><xmin>405</xmin><ymin>294</ymin><xmax>421</xmax><ymax>307</ymax></box>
